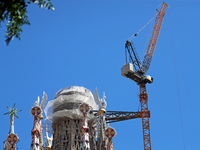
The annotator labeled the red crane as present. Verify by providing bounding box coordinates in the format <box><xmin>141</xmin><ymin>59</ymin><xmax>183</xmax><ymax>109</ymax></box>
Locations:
<box><xmin>121</xmin><ymin>2</ymin><xmax>168</xmax><ymax>150</ymax></box>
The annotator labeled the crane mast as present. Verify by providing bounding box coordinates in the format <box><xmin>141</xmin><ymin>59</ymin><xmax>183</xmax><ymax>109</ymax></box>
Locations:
<box><xmin>121</xmin><ymin>2</ymin><xmax>168</xmax><ymax>150</ymax></box>
<box><xmin>140</xmin><ymin>3</ymin><xmax>168</xmax><ymax>150</ymax></box>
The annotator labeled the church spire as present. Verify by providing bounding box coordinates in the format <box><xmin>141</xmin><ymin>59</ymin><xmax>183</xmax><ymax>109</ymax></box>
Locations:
<box><xmin>4</xmin><ymin>104</ymin><xmax>21</xmax><ymax>150</ymax></box>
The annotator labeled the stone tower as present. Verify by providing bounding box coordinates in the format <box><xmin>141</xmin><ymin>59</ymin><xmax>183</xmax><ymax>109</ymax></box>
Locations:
<box><xmin>47</xmin><ymin>86</ymin><xmax>97</xmax><ymax>150</ymax></box>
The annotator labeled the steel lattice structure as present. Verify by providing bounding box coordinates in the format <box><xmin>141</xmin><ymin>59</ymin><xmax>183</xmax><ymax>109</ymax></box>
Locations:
<box><xmin>121</xmin><ymin>2</ymin><xmax>168</xmax><ymax>150</ymax></box>
<box><xmin>139</xmin><ymin>84</ymin><xmax>151</xmax><ymax>150</ymax></box>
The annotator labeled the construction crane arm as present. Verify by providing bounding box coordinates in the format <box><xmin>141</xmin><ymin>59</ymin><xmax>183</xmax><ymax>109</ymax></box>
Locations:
<box><xmin>90</xmin><ymin>110</ymin><xmax>150</xmax><ymax>123</ymax></box>
<box><xmin>142</xmin><ymin>2</ymin><xmax>168</xmax><ymax>73</ymax></box>
<box><xmin>125</xmin><ymin>40</ymin><xmax>141</xmax><ymax>71</ymax></box>
<box><xmin>105</xmin><ymin>111</ymin><xmax>140</xmax><ymax>123</ymax></box>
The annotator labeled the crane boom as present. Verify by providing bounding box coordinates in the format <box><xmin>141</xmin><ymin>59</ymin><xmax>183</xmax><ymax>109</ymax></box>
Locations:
<box><xmin>142</xmin><ymin>2</ymin><xmax>168</xmax><ymax>73</ymax></box>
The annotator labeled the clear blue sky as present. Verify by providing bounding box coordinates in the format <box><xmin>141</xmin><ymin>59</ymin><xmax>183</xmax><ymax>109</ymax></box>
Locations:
<box><xmin>0</xmin><ymin>0</ymin><xmax>199</xmax><ymax>149</ymax></box>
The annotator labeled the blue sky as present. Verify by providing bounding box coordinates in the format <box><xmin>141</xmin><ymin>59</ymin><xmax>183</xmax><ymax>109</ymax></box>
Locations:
<box><xmin>0</xmin><ymin>0</ymin><xmax>200</xmax><ymax>149</ymax></box>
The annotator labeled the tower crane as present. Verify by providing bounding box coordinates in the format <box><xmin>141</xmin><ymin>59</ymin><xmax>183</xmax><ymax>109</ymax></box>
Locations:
<box><xmin>121</xmin><ymin>2</ymin><xmax>168</xmax><ymax>150</ymax></box>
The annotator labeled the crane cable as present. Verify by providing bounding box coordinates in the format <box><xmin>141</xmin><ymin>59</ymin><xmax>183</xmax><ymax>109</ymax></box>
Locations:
<box><xmin>169</xmin><ymin>9</ymin><xmax>186</xmax><ymax>150</ymax></box>
<box><xmin>142</xmin><ymin>15</ymin><xmax>155</xmax><ymax>58</ymax></box>
<box><xmin>127</xmin><ymin>2</ymin><xmax>164</xmax><ymax>42</ymax></box>
<box><xmin>127</xmin><ymin>13</ymin><xmax>158</xmax><ymax>42</ymax></box>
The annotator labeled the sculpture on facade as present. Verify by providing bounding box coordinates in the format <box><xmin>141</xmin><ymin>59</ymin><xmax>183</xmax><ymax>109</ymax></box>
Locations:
<box><xmin>31</xmin><ymin>92</ymin><xmax>47</xmax><ymax>150</ymax></box>
<box><xmin>45</xmin><ymin>126</ymin><xmax>53</xmax><ymax>150</ymax></box>
<box><xmin>93</xmin><ymin>88</ymin><xmax>107</xmax><ymax>150</ymax></box>
<box><xmin>80</xmin><ymin>103</ymin><xmax>90</xmax><ymax>150</ymax></box>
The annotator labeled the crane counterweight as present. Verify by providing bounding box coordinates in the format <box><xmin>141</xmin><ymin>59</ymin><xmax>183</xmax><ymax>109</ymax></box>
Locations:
<box><xmin>121</xmin><ymin>63</ymin><xmax>153</xmax><ymax>84</ymax></box>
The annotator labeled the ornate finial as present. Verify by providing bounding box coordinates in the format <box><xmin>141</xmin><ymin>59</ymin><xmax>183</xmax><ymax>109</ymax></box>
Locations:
<box><xmin>31</xmin><ymin>92</ymin><xmax>48</xmax><ymax>150</ymax></box>
<box><xmin>94</xmin><ymin>88</ymin><xmax>107</xmax><ymax>149</ymax></box>
<box><xmin>4</xmin><ymin>104</ymin><xmax>21</xmax><ymax>150</ymax></box>
<box><xmin>105</xmin><ymin>126</ymin><xmax>117</xmax><ymax>150</ymax></box>
<box><xmin>4</xmin><ymin>104</ymin><xmax>21</xmax><ymax>118</ymax></box>
<box><xmin>93</xmin><ymin>88</ymin><xmax>107</xmax><ymax>111</ymax></box>
<box><xmin>4</xmin><ymin>104</ymin><xmax>21</xmax><ymax>134</ymax></box>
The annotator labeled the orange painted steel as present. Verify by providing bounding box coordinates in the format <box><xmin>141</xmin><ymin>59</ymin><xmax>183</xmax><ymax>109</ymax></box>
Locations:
<box><xmin>142</xmin><ymin>2</ymin><xmax>168</xmax><ymax>73</ymax></box>
<box><xmin>139</xmin><ymin>84</ymin><xmax>151</xmax><ymax>150</ymax></box>
<box><xmin>139</xmin><ymin>3</ymin><xmax>168</xmax><ymax>150</ymax></box>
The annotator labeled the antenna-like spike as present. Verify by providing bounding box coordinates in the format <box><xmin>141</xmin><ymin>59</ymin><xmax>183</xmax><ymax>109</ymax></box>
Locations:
<box><xmin>41</xmin><ymin>91</ymin><xmax>47</xmax><ymax>109</ymax></box>
<box><xmin>37</xmin><ymin>96</ymin><xmax>40</xmax><ymax>104</ymax></box>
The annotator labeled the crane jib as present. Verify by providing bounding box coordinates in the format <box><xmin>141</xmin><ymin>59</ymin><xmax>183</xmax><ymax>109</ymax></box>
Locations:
<box><xmin>142</xmin><ymin>2</ymin><xmax>168</xmax><ymax>74</ymax></box>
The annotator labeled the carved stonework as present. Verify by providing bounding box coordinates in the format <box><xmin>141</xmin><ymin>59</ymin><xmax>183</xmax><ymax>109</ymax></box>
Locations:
<box><xmin>52</xmin><ymin>119</ymin><xmax>96</xmax><ymax>150</ymax></box>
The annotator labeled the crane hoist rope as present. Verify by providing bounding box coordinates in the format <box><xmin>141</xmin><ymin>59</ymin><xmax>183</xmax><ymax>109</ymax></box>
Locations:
<box><xmin>128</xmin><ymin>2</ymin><xmax>164</xmax><ymax>42</ymax></box>
<box><xmin>128</xmin><ymin>12</ymin><xmax>158</xmax><ymax>41</ymax></box>
<box><xmin>169</xmin><ymin>9</ymin><xmax>186</xmax><ymax>150</ymax></box>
